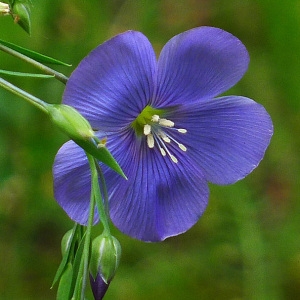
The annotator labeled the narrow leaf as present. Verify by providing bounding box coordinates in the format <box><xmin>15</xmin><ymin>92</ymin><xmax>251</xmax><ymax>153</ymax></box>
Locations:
<box><xmin>0</xmin><ymin>38</ymin><xmax>71</xmax><ymax>66</ymax></box>
<box><xmin>69</xmin><ymin>233</ymin><xmax>86</xmax><ymax>298</ymax></box>
<box><xmin>0</xmin><ymin>69</ymin><xmax>54</xmax><ymax>78</ymax></box>
<box><xmin>56</xmin><ymin>263</ymin><xmax>74</xmax><ymax>300</ymax></box>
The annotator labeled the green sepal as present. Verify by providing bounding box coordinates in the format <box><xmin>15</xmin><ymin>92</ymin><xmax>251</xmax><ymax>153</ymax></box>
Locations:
<box><xmin>47</xmin><ymin>104</ymin><xmax>95</xmax><ymax>141</ymax></box>
<box><xmin>0</xmin><ymin>38</ymin><xmax>71</xmax><ymax>66</ymax></box>
<box><xmin>0</xmin><ymin>69</ymin><xmax>54</xmax><ymax>78</ymax></box>
<box><xmin>90</xmin><ymin>234</ymin><xmax>121</xmax><ymax>284</ymax></box>
<box><xmin>76</xmin><ymin>138</ymin><xmax>126</xmax><ymax>179</ymax></box>
<box><xmin>56</xmin><ymin>263</ymin><xmax>73</xmax><ymax>300</ymax></box>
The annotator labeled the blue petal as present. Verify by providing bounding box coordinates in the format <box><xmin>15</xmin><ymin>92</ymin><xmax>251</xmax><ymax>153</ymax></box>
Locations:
<box><xmin>102</xmin><ymin>130</ymin><xmax>209</xmax><ymax>242</ymax></box>
<box><xmin>53</xmin><ymin>140</ymin><xmax>99</xmax><ymax>224</ymax></box>
<box><xmin>53</xmin><ymin>131</ymin><xmax>209</xmax><ymax>242</ymax></box>
<box><xmin>90</xmin><ymin>274</ymin><xmax>110</xmax><ymax>300</ymax></box>
<box><xmin>153</xmin><ymin>27</ymin><xmax>249</xmax><ymax>107</ymax></box>
<box><xmin>171</xmin><ymin>96</ymin><xmax>273</xmax><ymax>185</ymax></box>
<box><xmin>63</xmin><ymin>31</ymin><xmax>157</xmax><ymax>131</ymax></box>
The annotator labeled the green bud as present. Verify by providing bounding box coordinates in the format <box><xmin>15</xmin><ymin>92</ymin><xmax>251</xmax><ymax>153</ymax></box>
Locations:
<box><xmin>11</xmin><ymin>1</ymin><xmax>31</xmax><ymax>34</ymax></box>
<box><xmin>48</xmin><ymin>104</ymin><xmax>95</xmax><ymax>142</ymax></box>
<box><xmin>90</xmin><ymin>235</ymin><xmax>121</xmax><ymax>284</ymax></box>
<box><xmin>0</xmin><ymin>2</ymin><xmax>10</xmax><ymax>15</ymax></box>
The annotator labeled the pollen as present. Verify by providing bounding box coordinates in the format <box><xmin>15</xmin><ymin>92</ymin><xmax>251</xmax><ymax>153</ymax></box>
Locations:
<box><xmin>144</xmin><ymin>115</ymin><xmax>187</xmax><ymax>163</ymax></box>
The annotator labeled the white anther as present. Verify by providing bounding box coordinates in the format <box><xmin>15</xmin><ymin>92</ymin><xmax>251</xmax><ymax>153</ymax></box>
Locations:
<box><xmin>147</xmin><ymin>134</ymin><xmax>154</xmax><ymax>148</ymax></box>
<box><xmin>179</xmin><ymin>144</ymin><xmax>187</xmax><ymax>151</ymax></box>
<box><xmin>170</xmin><ymin>155</ymin><xmax>178</xmax><ymax>163</ymax></box>
<box><xmin>151</xmin><ymin>115</ymin><xmax>160</xmax><ymax>122</ymax></box>
<box><xmin>158</xmin><ymin>118</ymin><xmax>174</xmax><ymax>127</ymax></box>
<box><xmin>160</xmin><ymin>148</ymin><xmax>166</xmax><ymax>156</ymax></box>
<box><xmin>158</xmin><ymin>131</ymin><xmax>171</xmax><ymax>143</ymax></box>
<box><xmin>162</xmin><ymin>136</ymin><xmax>171</xmax><ymax>143</ymax></box>
<box><xmin>178</xmin><ymin>129</ymin><xmax>187</xmax><ymax>133</ymax></box>
<box><xmin>144</xmin><ymin>124</ymin><xmax>151</xmax><ymax>135</ymax></box>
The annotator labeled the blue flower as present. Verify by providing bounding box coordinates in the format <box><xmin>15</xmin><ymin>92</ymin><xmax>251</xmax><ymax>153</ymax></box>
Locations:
<box><xmin>53</xmin><ymin>27</ymin><xmax>273</xmax><ymax>242</ymax></box>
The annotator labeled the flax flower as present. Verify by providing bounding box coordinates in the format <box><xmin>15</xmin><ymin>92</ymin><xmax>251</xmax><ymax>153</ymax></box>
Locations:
<box><xmin>53</xmin><ymin>27</ymin><xmax>273</xmax><ymax>242</ymax></box>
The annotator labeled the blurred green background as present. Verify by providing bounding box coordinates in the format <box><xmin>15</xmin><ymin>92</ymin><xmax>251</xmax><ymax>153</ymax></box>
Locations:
<box><xmin>0</xmin><ymin>0</ymin><xmax>299</xmax><ymax>299</ymax></box>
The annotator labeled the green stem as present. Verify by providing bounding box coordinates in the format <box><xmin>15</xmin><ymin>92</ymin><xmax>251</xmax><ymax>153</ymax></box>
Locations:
<box><xmin>74</xmin><ymin>153</ymin><xmax>112</xmax><ymax>299</ymax></box>
<box><xmin>88</xmin><ymin>155</ymin><xmax>111</xmax><ymax>236</ymax></box>
<box><xmin>96</xmin><ymin>163</ymin><xmax>110</xmax><ymax>218</ymax></box>
<box><xmin>0</xmin><ymin>43</ymin><xmax>68</xmax><ymax>84</ymax></box>
<box><xmin>72</xmin><ymin>154</ymin><xmax>96</xmax><ymax>300</ymax></box>
<box><xmin>0</xmin><ymin>76</ymin><xmax>49</xmax><ymax>113</ymax></box>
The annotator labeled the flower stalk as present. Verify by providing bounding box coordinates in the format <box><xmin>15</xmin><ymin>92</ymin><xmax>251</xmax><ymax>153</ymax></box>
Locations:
<box><xmin>0</xmin><ymin>76</ymin><xmax>49</xmax><ymax>113</ymax></box>
<box><xmin>72</xmin><ymin>153</ymin><xmax>97</xmax><ymax>300</ymax></box>
<box><xmin>88</xmin><ymin>154</ymin><xmax>111</xmax><ymax>236</ymax></box>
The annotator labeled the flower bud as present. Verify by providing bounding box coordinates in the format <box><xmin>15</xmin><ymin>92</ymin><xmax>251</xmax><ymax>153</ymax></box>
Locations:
<box><xmin>48</xmin><ymin>104</ymin><xmax>95</xmax><ymax>142</ymax></box>
<box><xmin>0</xmin><ymin>2</ymin><xmax>10</xmax><ymax>15</ymax></box>
<box><xmin>90</xmin><ymin>235</ymin><xmax>121</xmax><ymax>284</ymax></box>
<box><xmin>90</xmin><ymin>273</ymin><xmax>110</xmax><ymax>300</ymax></box>
<box><xmin>11</xmin><ymin>1</ymin><xmax>31</xmax><ymax>34</ymax></box>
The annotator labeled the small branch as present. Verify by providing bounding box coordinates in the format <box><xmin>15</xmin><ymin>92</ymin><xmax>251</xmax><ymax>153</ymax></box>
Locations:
<box><xmin>0</xmin><ymin>43</ymin><xmax>68</xmax><ymax>84</ymax></box>
<box><xmin>0</xmin><ymin>76</ymin><xmax>49</xmax><ymax>113</ymax></box>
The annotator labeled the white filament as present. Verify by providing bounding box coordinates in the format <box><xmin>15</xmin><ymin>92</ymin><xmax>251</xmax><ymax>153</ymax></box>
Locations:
<box><xmin>144</xmin><ymin>115</ymin><xmax>187</xmax><ymax>163</ymax></box>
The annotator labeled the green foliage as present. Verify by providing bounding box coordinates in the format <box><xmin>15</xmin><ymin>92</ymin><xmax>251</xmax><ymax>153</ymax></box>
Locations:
<box><xmin>0</xmin><ymin>38</ymin><xmax>71</xmax><ymax>66</ymax></box>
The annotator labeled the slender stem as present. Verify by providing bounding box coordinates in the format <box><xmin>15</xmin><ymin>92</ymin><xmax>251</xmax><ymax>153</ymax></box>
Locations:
<box><xmin>0</xmin><ymin>76</ymin><xmax>49</xmax><ymax>113</ymax></box>
<box><xmin>80</xmin><ymin>200</ymin><xmax>95</xmax><ymax>300</ymax></box>
<box><xmin>72</xmin><ymin>154</ymin><xmax>96</xmax><ymax>300</ymax></box>
<box><xmin>0</xmin><ymin>43</ymin><xmax>68</xmax><ymax>84</ymax></box>
<box><xmin>88</xmin><ymin>155</ymin><xmax>111</xmax><ymax>236</ymax></box>
<box><xmin>96</xmin><ymin>163</ymin><xmax>110</xmax><ymax>218</ymax></box>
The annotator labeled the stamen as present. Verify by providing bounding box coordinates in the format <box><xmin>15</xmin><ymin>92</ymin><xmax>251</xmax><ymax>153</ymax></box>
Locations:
<box><xmin>144</xmin><ymin>124</ymin><xmax>151</xmax><ymax>135</ymax></box>
<box><xmin>166</xmin><ymin>134</ymin><xmax>187</xmax><ymax>152</ymax></box>
<box><xmin>147</xmin><ymin>134</ymin><xmax>154</xmax><ymax>148</ymax></box>
<box><xmin>153</xmin><ymin>135</ymin><xmax>167</xmax><ymax>156</ymax></box>
<box><xmin>162</xmin><ymin>136</ymin><xmax>171</xmax><ymax>143</ymax></box>
<box><xmin>143</xmin><ymin>114</ymin><xmax>187</xmax><ymax>163</ymax></box>
<box><xmin>158</xmin><ymin>131</ymin><xmax>171</xmax><ymax>143</ymax></box>
<box><xmin>151</xmin><ymin>115</ymin><xmax>160</xmax><ymax>122</ymax></box>
<box><xmin>179</xmin><ymin>144</ymin><xmax>187</xmax><ymax>151</ymax></box>
<box><xmin>178</xmin><ymin>129</ymin><xmax>187</xmax><ymax>134</ymax></box>
<box><xmin>160</xmin><ymin>148</ymin><xmax>166</xmax><ymax>156</ymax></box>
<box><xmin>158</xmin><ymin>118</ymin><xmax>174</xmax><ymax>127</ymax></box>
<box><xmin>170</xmin><ymin>155</ymin><xmax>178</xmax><ymax>163</ymax></box>
<box><xmin>154</xmin><ymin>134</ymin><xmax>178</xmax><ymax>163</ymax></box>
